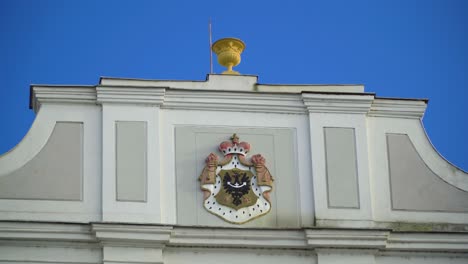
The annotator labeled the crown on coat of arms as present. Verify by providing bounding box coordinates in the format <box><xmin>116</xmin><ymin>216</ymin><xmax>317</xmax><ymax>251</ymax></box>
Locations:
<box><xmin>218</xmin><ymin>133</ymin><xmax>251</xmax><ymax>156</ymax></box>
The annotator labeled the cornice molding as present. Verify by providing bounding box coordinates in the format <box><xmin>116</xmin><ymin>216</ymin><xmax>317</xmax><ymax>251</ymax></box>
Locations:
<box><xmin>1</xmin><ymin>222</ymin><xmax>467</xmax><ymax>253</ymax></box>
<box><xmin>31</xmin><ymin>86</ymin><xmax>96</xmax><ymax>113</ymax></box>
<box><xmin>92</xmin><ymin>224</ymin><xmax>172</xmax><ymax>248</ymax></box>
<box><xmin>387</xmin><ymin>232</ymin><xmax>468</xmax><ymax>252</ymax></box>
<box><xmin>368</xmin><ymin>98</ymin><xmax>427</xmax><ymax>119</ymax></box>
<box><xmin>169</xmin><ymin>227</ymin><xmax>306</xmax><ymax>248</ymax></box>
<box><xmin>29</xmin><ymin>84</ymin><xmax>431</xmax><ymax>120</ymax></box>
<box><xmin>257</xmin><ymin>84</ymin><xmax>364</xmax><ymax>93</ymax></box>
<box><xmin>302</xmin><ymin>93</ymin><xmax>374</xmax><ymax>114</ymax></box>
<box><xmin>163</xmin><ymin>90</ymin><xmax>307</xmax><ymax>114</ymax></box>
<box><xmin>305</xmin><ymin>229</ymin><xmax>389</xmax><ymax>249</ymax></box>
<box><xmin>96</xmin><ymin>86</ymin><xmax>166</xmax><ymax>106</ymax></box>
<box><xmin>0</xmin><ymin>222</ymin><xmax>96</xmax><ymax>243</ymax></box>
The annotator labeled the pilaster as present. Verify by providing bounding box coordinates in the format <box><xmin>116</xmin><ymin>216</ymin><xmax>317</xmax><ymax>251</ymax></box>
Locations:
<box><xmin>302</xmin><ymin>93</ymin><xmax>375</xmax><ymax>226</ymax></box>
<box><xmin>97</xmin><ymin>86</ymin><xmax>166</xmax><ymax>223</ymax></box>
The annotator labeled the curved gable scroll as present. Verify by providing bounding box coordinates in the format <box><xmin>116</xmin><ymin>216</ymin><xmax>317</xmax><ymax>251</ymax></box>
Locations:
<box><xmin>418</xmin><ymin>121</ymin><xmax>468</xmax><ymax>192</ymax></box>
<box><xmin>387</xmin><ymin>133</ymin><xmax>468</xmax><ymax>212</ymax></box>
<box><xmin>0</xmin><ymin>122</ymin><xmax>83</xmax><ymax>201</ymax></box>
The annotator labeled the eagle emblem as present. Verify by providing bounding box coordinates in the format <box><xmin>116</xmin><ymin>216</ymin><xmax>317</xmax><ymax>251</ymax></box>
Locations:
<box><xmin>199</xmin><ymin>134</ymin><xmax>273</xmax><ymax>224</ymax></box>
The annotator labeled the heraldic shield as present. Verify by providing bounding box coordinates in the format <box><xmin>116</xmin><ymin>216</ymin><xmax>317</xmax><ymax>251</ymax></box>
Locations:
<box><xmin>199</xmin><ymin>134</ymin><xmax>273</xmax><ymax>224</ymax></box>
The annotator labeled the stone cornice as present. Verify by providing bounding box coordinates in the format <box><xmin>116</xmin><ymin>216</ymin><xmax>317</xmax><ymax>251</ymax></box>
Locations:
<box><xmin>96</xmin><ymin>86</ymin><xmax>166</xmax><ymax>106</ymax></box>
<box><xmin>92</xmin><ymin>224</ymin><xmax>172</xmax><ymax>248</ymax></box>
<box><xmin>99</xmin><ymin>75</ymin><xmax>366</xmax><ymax>93</ymax></box>
<box><xmin>0</xmin><ymin>222</ymin><xmax>96</xmax><ymax>243</ymax></box>
<box><xmin>30</xmin><ymin>84</ymin><xmax>430</xmax><ymax>118</ymax></box>
<box><xmin>368</xmin><ymin>98</ymin><xmax>427</xmax><ymax>119</ymax></box>
<box><xmin>257</xmin><ymin>84</ymin><xmax>364</xmax><ymax>93</ymax></box>
<box><xmin>305</xmin><ymin>229</ymin><xmax>389</xmax><ymax>249</ymax></box>
<box><xmin>2</xmin><ymin>222</ymin><xmax>467</xmax><ymax>253</ymax></box>
<box><xmin>169</xmin><ymin>227</ymin><xmax>306</xmax><ymax>248</ymax></box>
<box><xmin>386</xmin><ymin>232</ymin><xmax>468</xmax><ymax>252</ymax></box>
<box><xmin>302</xmin><ymin>93</ymin><xmax>375</xmax><ymax>114</ymax></box>
<box><xmin>94</xmin><ymin>224</ymin><xmax>468</xmax><ymax>252</ymax></box>
<box><xmin>31</xmin><ymin>86</ymin><xmax>96</xmax><ymax>113</ymax></box>
<box><xmin>163</xmin><ymin>90</ymin><xmax>307</xmax><ymax>114</ymax></box>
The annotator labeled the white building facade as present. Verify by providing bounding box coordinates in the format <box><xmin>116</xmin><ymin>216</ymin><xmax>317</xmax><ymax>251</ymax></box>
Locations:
<box><xmin>0</xmin><ymin>73</ymin><xmax>467</xmax><ymax>263</ymax></box>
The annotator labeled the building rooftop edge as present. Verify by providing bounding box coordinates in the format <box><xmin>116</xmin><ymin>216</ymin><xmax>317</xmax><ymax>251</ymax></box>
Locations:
<box><xmin>27</xmin><ymin>75</ymin><xmax>429</xmax><ymax>111</ymax></box>
<box><xmin>375</xmin><ymin>96</ymin><xmax>429</xmax><ymax>104</ymax></box>
<box><xmin>98</xmin><ymin>74</ymin><xmax>364</xmax><ymax>87</ymax></box>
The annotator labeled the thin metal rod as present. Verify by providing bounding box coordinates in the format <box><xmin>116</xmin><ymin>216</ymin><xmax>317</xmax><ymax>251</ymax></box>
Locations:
<box><xmin>209</xmin><ymin>18</ymin><xmax>213</xmax><ymax>74</ymax></box>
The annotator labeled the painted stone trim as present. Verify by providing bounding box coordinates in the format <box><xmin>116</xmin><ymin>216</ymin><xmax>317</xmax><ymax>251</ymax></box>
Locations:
<box><xmin>199</xmin><ymin>134</ymin><xmax>273</xmax><ymax>224</ymax></box>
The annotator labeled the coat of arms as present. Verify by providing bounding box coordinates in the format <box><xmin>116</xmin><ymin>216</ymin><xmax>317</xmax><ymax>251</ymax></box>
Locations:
<box><xmin>199</xmin><ymin>134</ymin><xmax>273</xmax><ymax>224</ymax></box>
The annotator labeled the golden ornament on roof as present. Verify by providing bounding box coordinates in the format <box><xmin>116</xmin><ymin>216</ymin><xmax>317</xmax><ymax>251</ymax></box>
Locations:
<box><xmin>211</xmin><ymin>38</ymin><xmax>245</xmax><ymax>75</ymax></box>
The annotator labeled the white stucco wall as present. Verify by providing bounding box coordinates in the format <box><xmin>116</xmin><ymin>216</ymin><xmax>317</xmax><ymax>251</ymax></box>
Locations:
<box><xmin>0</xmin><ymin>74</ymin><xmax>467</xmax><ymax>263</ymax></box>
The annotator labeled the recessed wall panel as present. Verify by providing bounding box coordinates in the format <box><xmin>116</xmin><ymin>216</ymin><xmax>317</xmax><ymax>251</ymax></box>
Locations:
<box><xmin>116</xmin><ymin>121</ymin><xmax>147</xmax><ymax>202</ymax></box>
<box><xmin>324</xmin><ymin>127</ymin><xmax>359</xmax><ymax>209</ymax></box>
<box><xmin>175</xmin><ymin>126</ymin><xmax>299</xmax><ymax>228</ymax></box>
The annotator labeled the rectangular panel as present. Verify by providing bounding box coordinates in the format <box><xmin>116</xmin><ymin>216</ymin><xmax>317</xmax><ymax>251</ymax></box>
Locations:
<box><xmin>116</xmin><ymin>121</ymin><xmax>147</xmax><ymax>202</ymax></box>
<box><xmin>324</xmin><ymin>127</ymin><xmax>359</xmax><ymax>208</ymax></box>
<box><xmin>175</xmin><ymin>126</ymin><xmax>299</xmax><ymax>228</ymax></box>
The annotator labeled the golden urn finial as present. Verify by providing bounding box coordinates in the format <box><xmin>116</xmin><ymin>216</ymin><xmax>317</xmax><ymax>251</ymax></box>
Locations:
<box><xmin>211</xmin><ymin>38</ymin><xmax>245</xmax><ymax>75</ymax></box>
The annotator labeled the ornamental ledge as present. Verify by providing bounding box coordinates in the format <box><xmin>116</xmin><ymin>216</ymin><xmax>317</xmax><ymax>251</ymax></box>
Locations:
<box><xmin>163</xmin><ymin>90</ymin><xmax>307</xmax><ymax>114</ymax></box>
<box><xmin>0</xmin><ymin>222</ymin><xmax>96</xmax><ymax>242</ymax></box>
<box><xmin>169</xmin><ymin>227</ymin><xmax>306</xmax><ymax>248</ymax></box>
<box><xmin>368</xmin><ymin>99</ymin><xmax>427</xmax><ymax>119</ymax></box>
<box><xmin>302</xmin><ymin>93</ymin><xmax>374</xmax><ymax>114</ymax></box>
<box><xmin>305</xmin><ymin>229</ymin><xmax>389</xmax><ymax>249</ymax></box>
<box><xmin>92</xmin><ymin>224</ymin><xmax>172</xmax><ymax>247</ymax></box>
<box><xmin>386</xmin><ymin>232</ymin><xmax>468</xmax><ymax>252</ymax></box>
<box><xmin>28</xmin><ymin>84</ymin><xmax>429</xmax><ymax>117</ymax></box>
<box><xmin>96</xmin><ymin>86</ymin><xmax>166</xmax><ymax>105</ymax></box>
<box><xmin>95</xmin><ymin>225</ymin><xmax>468</xmax><ymax>252</ymax></box>
<box><xmin>31</xmin><ymin>86</ymin><xmax>97</xmax><ymax>113</ymax></box>
<box><xmin>1</xmin><ymin>222</ymin><xmax>468</xmax><ymax>252</ymax></box>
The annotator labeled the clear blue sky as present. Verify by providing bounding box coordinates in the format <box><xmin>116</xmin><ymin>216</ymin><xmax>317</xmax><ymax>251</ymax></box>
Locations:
<box><xmin>1</xmin><ymin>0</ymin><xmax>467</xmax><ymax>170</ymax></box>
